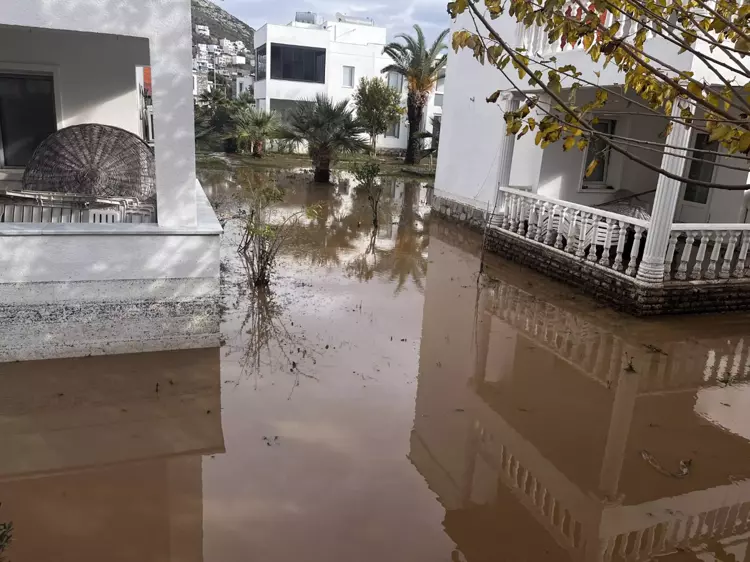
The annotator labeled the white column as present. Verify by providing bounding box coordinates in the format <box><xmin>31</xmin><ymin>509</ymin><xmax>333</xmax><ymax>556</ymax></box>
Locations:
<box><xmin>150</xmin><ymin>0</ymin><xmax>199</xmax><ymax>227</ymax></box>
<box><xmin>599</xmin><ymin>355</ymin><xmax>640</xmax><ymax>499</ymax></box>
<box><xmin>491</xmin><ymin>95</ymin><xmax>520</xmax><ymax>226</ymax></box>
<box><xmin>636</xmin><ymin>106</ymin><xmax>692</xmax><ymax>283</ymax></box>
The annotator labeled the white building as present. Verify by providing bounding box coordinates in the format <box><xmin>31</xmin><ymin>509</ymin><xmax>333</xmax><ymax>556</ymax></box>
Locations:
<box><xmin>434</xmin><ymin>8</ymin><xmax>750</xmax><ymax>314</ymax></box>
<box><xmin>219</xmin><ymin>38</ymin><xmax>236</xmax><ymax>54</ymax></box>
<box><xmin>195</xmin><ymin>24</ymin><xmax>210</xmax><ymax>37</ymax></box>
<box><xmin>234</xmin><ymin>75</ymin><xmax>254</xmax><ymax>98</ymax></box>
<box><xmin>0</xmin><ymin>0</ymin><xmax>222</xmax><ymax>360</ymax></box>
<box><xmin>232</xmin><ymin>54</ymin><xmax>246</xmax><ymax>65</ymax></box>
<box><xmin>254</xmin><ymin>12</ymin><xmax>442</xmax><ymax>152</ymax></box>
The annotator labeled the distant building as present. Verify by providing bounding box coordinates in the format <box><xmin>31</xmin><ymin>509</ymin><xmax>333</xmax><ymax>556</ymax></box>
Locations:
<box><xmin>235</xmin><ymin>40</ymin><xmax>246</xmax><ymax>52</ymax></box>
<box><xmin>234</xmin><ymin>75</ymin><xmax>254</xmax><ymax>98</ymax></box>
<box><xmin>219</xmin><ymin>38</ymin><xmax>236</xmax><ymax>53</ymax></box>
<box><xmin>195</xmin><ymin>24</ymin><xmax>210</xmax><ymax>36</ymax></box>
<box><xmin>254</xmin><ymin>12</ymin><xmax>442</xmax><ymax>151</ymax></box>
<box><xmin>232</xmin><ymin>54</ymin><xmax>246</xmax><ymax>65</ymax></box>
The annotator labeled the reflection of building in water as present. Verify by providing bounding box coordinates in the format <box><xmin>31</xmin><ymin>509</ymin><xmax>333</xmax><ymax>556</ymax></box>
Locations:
<box><xmin>0</xmin><ymin>348</ymin><xmax>224</xmax><ymax>562</ymax></box>
<box><xmin>412</xmin><ymin>225</ymin><xmax>750</xmax><ymax>562</ymax></box>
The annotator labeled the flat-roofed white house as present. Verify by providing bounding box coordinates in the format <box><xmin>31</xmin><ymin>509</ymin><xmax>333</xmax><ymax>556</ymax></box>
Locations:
<box><xmin>0</xmin><ymin>0</ymin><xmax>222</xmax><ymax>361</ymax></box>
<box><xmin>435</xmin><ymin>6</ymin><xmax>750</xmax><ymax>314</ymax></box>
<box><xmin>254</xmin><ymin>12</ymin><xmax>443</xmax><ymax>152</ymax></box>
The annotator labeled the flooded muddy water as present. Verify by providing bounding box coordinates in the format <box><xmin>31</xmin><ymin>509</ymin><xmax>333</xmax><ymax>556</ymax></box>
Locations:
<box><xmin>4</xmin><ymin>168</ymin><xmax>750</xmax><ymax>561</ymax></box>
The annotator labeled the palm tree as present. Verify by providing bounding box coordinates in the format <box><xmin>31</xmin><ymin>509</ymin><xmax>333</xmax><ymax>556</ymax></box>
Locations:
<box><xmin>198</xmin><ymin>88</ymin><xmax>228</xmax><ymax>112</ymax></box>
<box><xmin>282</xmin><ymin>94</ymin><xmax>369</xmax><ymax>183</ymax></box>
<box><xmin>228</xmin><ymin>106</ymin><xmax>280</xmax><ymax>157</ymax></box>
<box><xmin>382</xmin><ymin>25</ymin><xmax>449</xmax><ymax>165</ymax></box>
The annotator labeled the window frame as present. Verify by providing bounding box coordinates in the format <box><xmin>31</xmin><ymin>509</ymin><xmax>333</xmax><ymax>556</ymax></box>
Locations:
<box><xmin>269</xmin><ymin>43</ymin><xmax>326</xmax><ymax>84</ymax></box>
<box><xmin>579</xmin><ymin>118</ymin><xmax>617</xmax><ymax>192</ymax></box>
<box><xmin>385</xmin><ymin>120</ymin><xmax>400</xmax><ymax>139</ymax></box>
<box><xmin>0</xmin><ymin>65</ymin><xmax>61</xmax><ymax>170</ymax></box>
<box><xmin>682</xmin><ymin>132</ymin><xmax>716</xmax><ymax>205</ymax></box>
<box><xmin>255</xmin><ymin>44</ymin><xmax>267</xmax><ymax>81</ymax></box>
<box><xmin>342</xmin><ymin>65</ymin><xmax>355</xmax><ymax>88</ymax></box>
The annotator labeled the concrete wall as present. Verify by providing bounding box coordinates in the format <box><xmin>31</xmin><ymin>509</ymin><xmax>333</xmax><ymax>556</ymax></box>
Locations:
<box><xmin>434</xmin><ymin>14</ymin><xmax>509</xmax><ymax>210</ymax></box>
<box><xmin>1</xmin><ymin>0</ymin><xmax>199</xmax><ymax>227</ymax></box>
<box><xmin>0</xmin><ymin>182</ymin><xmax>221</xmax><ymax>362</ymax></box>
<box><xmin>0</xmin><ymin>27</ymin><xmax>148</xmax><ymax>135</ymax></box>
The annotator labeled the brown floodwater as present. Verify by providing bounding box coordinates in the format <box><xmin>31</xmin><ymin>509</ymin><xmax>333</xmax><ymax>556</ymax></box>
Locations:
<box><xmin>3</xmin><ymin>168</ymin><xmax>750</xmax><ymax>562</ymax></box>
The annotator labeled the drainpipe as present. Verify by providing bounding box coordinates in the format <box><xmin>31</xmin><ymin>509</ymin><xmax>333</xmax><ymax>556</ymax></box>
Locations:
<box><xmin>636</xmin><ymin>104</ymin><xmax>692</xmax><ymax>284</ymax></box>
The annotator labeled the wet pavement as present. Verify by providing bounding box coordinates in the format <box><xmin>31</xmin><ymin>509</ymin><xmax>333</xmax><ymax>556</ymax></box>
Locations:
<box><xmin>3</xmin><ymin>169</ymin><xmax>750</xmax><ymax>561</ymax></box>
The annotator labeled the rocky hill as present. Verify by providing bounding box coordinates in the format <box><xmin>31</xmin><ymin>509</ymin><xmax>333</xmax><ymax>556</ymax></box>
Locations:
<box><xmin>191</xmin><ymin>0</ymin><xmax>255</xmax><ymax>48</ymax></box>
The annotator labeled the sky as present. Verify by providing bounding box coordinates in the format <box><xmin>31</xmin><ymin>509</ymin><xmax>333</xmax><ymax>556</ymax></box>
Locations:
<box><xmin>212</xmin><ymin>0</ymin><xmax>452</xmax><ymax>40</ymax></box>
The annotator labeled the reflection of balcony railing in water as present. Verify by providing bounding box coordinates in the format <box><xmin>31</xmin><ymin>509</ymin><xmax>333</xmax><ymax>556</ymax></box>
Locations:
<box><xmin>602</xmin><ymin>501</ymin><xmax>750</xmax><ymax>561</ymax></box>
<box><xmin>485</xmin><ymin>281</ymin><xmax>750</xmax><ymax>392</ymax></box>
<box><xmin>517</xmin><ymin>2</ymin><xmax>653</xmax><ymax>56</ymax></box>
<box><xmin>475</xmin><ymin>422</ymin><xmax>588</xmax><ymax>556</ymax></box>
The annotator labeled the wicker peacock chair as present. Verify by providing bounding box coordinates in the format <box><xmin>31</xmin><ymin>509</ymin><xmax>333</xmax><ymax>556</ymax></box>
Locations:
<box><xmin>22</xmin><ymin>124</ymin><xmax>156</xmax><ymax>200</ymax></box>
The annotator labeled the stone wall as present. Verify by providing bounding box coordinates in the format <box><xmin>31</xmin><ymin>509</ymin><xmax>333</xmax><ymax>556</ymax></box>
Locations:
<box><xmin>0</xmin><ymin>278</ymin><xmax>220</xmax><ymax>362</ymax></box>
<box><xmin>431</xmin><ymin>192</ymin><xmax>490</xmax><ymax>231</ymax></box>
<box><xmin>432</xmin><ymin>195</ymin><xmax>750</xmax><ymax>315</ymax></box>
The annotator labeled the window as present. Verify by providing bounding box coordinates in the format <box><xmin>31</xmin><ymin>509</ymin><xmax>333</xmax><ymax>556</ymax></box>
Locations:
<box><xmin>434</xmin><ymin>93</ymin><xmax>444</xmax><ymax>107</ymax></box>
<box><xmin>256</xmin><ymin>44</ymin><xmax>267</xmax><ymax>80</ymax></box>
<box><xmin>684</xmin><ymin>133</ymin><xmax>716</xmax><ymax>204</ymax></box>
<box><xmin>386</xmin><ymin>120</ymin><xmax>400</xmax><ymax>138</ymax></box>
<box><xmin>582</xmin><ymin>119</ymin><xmax>616</xmax><ymax>186</ymax></box>
<box><xmin>270</xmin><ymin>44</ymin><xmax>326</xmax><ymax>83</ymax></box>
<box><xmin>0</xmin><ymin>74</ymin><xmax>57</xmax><ymax>167</ymax></box>
<box><xmin>342</xmin><ymin>66</ymin><xmax>355</xmax><ymax>88</ymax></box>
<box><xmin>387</xmin><ymin>71</ymin><xmax>404</xmax><ymax>93</ymax></box>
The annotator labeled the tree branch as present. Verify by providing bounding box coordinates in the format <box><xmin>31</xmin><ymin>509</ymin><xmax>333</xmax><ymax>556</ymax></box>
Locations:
<box><xmin>466</xmin><ymin>3</ymin><xmax>750</xmax><ymax>190</ymax></box>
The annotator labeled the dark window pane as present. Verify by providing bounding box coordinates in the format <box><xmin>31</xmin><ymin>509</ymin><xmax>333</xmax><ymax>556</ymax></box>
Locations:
<box><xmin>684</xmin><ymin>133</ymin><xmax>716</xmax><ymax>204</ymax></box>
<box><xmin>269</xmin><ymin>44</ymin><xmax>326</xmax><ymax>83</ymax></box>
<box><xmin>256</xmin><ymin>45</ymin><xmax>267</xmax><ymax>80</ymax></box>
<box><xmin>0</xmin><ymin>75</ymin><xmax>56</xmax><ymax>167</ymax></box>
<box><xmin>584</xmin><ymin>119</ymin><xmax>615</xmax><ymax>183</ymax></box>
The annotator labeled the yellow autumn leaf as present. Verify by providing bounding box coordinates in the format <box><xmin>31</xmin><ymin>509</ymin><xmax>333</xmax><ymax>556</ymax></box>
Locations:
<box><xmin>563</xmin><ymin>137</ymin><xmax>576</xmax><ymax>151</ymax></box>
<box><xmin>585</xmin><ymin>159</ymin><xmax>599</xmax><ymax>177</ymax></box>
<box><xmin>687</xmin><ymin>81</ymin><xmax>704</xmax><ymax>98</ymax></box>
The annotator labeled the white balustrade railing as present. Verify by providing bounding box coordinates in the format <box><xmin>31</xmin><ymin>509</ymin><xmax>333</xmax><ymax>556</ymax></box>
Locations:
<box><xmin>496</xmin><ymin>187</ymin><xmax>649</xmax><ymax>278</ymax></box>
<box><xmin>664</xmin><ymin>225</ymin><xmax>750</xmax><ymax>282</ymax></box>
<box><xmin>517</xmin><ymin>2</ymin><xmax>653</xmax><ymax>56</ymax></box>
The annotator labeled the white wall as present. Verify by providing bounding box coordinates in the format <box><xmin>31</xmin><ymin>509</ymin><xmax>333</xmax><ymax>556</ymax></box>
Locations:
<box><xmin>435</xmin><ymin>10</ymin><xmax>513</xmax><ymax>209</ymax></box>
<box><xmin>1</xmin><ymin>0</ymin><xmax>199</xmax><ymax>227</ymax></box>
<box><xmin>0</xmin><ymin>27</ymin><xmax>148</xmax><ymax>135</ymax></box>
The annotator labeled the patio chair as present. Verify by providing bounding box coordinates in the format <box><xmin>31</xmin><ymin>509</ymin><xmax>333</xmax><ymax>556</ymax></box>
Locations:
<box><xmin>22</xmin><ymin>123</ymin><xmax>156</xmax><ymax>200</ymax></box>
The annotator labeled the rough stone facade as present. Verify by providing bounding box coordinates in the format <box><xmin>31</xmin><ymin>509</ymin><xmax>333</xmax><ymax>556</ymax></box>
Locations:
<box><xmin>431</xmin><ymin>193</ymin><xmax>490</xmax><ymax>231</ymax></box>
<box><xmin>0</xmin><ymin>278</ymin><xmax>220</xmax><ymax>362</ymax></box>
<box><xmin>432</xmin><ymin>195</ymin><xmax>750</xmax><ymax>316</ymax></box>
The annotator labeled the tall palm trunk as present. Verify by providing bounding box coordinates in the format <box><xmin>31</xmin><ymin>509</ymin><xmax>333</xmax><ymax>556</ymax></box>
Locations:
<box><xmin>252</xmin><ymin>139</ymin><xmax>263</xmax><ymax>158</ymax></box>
<box><xmin>405</xmin><ymin>91</ymin><xmax>427</xmax><ymax>165</ymax></box>
<box><xmin>314</xmin><ymin>154</ymin><xmax>332</xmax><ymax>183</ymax></box>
